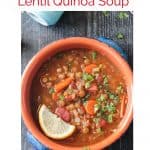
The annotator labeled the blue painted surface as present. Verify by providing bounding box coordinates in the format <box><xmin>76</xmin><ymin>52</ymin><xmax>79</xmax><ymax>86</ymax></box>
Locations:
<box><xmin>26</xmin><ymin>37</ymin><xmax>128</xmax><ymax>150</ymax></box>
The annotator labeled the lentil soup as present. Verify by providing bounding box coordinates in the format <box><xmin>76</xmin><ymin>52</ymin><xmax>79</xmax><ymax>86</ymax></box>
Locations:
<box><xmin>30</xmin><ymin>49</ymin><xmax>128</xmax><ymax>146</ymax></box>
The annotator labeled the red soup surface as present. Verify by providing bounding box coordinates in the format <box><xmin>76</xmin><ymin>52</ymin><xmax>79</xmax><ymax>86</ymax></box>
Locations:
<box><xmin>30</xmin><ymin>49</ymin><xmax>128</xmax><ymax>146</ymax></box>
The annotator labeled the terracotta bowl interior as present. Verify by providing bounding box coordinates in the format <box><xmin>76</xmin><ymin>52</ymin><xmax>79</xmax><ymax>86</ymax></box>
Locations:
<box><xmin>22</xmin><ymin>37</ymin><xmax>132</xmax><ymax>150</ymax></box>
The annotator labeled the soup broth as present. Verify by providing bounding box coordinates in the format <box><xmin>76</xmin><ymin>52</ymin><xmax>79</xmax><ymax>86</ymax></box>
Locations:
<box><xmin>30</xmin><ymin>49</ymin><xmax>127</xmax><ymax>146</ymax></box>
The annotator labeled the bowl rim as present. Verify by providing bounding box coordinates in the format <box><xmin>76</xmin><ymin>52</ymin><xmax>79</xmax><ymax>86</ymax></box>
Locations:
<box><xmin>21</xmin><ymin>37</ymin><xmax>133</xmax><ymax>150</ymax></box>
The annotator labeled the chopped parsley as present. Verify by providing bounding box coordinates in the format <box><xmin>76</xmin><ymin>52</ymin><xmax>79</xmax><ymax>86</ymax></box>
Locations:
<box><xmin>117</xmin><ymin>12</ymin><xmax>129</xmax><ymax>19</ymax></box>
<box><xmin>107</xmin><ymin>114</ymin><xmax>113</xmax><ymax>123</ymax></box>
<box><xmin>103</xmin><ymin>75</ymin><xmax>108</xmax><ymax>85</ymax></box>
<box><xmin>49</xmin><ymin>88</ymin><xmax>54</xmax><ymax>94</ymax></box>
<box><xmin>109</xmin><ymin>92</ymin><xmax>118</xmax><ymax>99</ymax></box>
<box><xmin>116</xmin><ymin>33</ymin><xmax>124</xmax><ymax>39</ymax></box>
<box><xmin>59</xmin><ymin>95</ymin><xmax>64</xmax><ymax>101</ymax></box>
<box><xmin>102</xmin><ymin>11</ymin><xmax>110</xmax><ymax>17</ymax></box>
<box><xmin>101</xmin><ymin>106</ymin><xmax>107</xmax><ymax>113</ymax></box>
<box><xmin>91</xmin><ymin>51</ymin><xmax>97</xmax><ymax>60</ymax></box>
<box><xmin>94</xmin><ymin>103</ymin><xmax>101</xmax><ymax>112</ymax></box>
<box><xmin>81</xmin><ymin>94</ymin><xmax>90</xmax><ymax>103</ymax></box>
<box><xmin>96</xmin><ymin>112</ymin><xmax>102</xmax><ymax>117</ymax></box>
<box><xmin>82</xmin><ymin>73</ymin><xmax>94</xmax><ymax>81</ymax></box>
<box><xmin>97</xmin><ymin>94</ymin><xmax>107</xmax><ymax>102</ymax></box>
<box><xmin>83</xmin><ymin>73</ymin><xmax>94</xmax><ymax>89</ymax></box>
<box><xmin>105</xmin><ymin>90</ymin><xmax>119</xmax><ymax>104</ymax></box>
<box><xmin>109</xmin><ymin>93</ymin><xmax>115</xmax><ymax>99</ymax></box>
<box><xmin>85</xmin><ymin>81</ymin><xmax>91</xmax><ymax>89</ymax></box>
<box><xmin>93</xmin><ymin>117</ymin><xmax>100</xmax><ymax>124</ymax></box>
<box><xmin>116</xmin><ymin>84</ymin><xmax>123</xmax><ymax>94</ymax></box>
<box><xmin>106</xmin><ymin>102</ymin><xmax>116</xmax><ymax>113</ymax></box>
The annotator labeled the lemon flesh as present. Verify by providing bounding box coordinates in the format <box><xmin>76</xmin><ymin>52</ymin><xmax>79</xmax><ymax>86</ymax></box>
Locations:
<box><xmin>38</xmin><ymin>105</ymin><xmax>76</xmax><ymax>140</ymax></box>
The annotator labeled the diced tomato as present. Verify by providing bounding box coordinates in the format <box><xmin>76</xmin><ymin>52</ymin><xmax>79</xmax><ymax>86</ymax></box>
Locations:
<box><xmin>100</xmin><ymin>119</ymin><xmax>107</xmax><ymax>127</ymax></box>
<box><xmin>87</xmin><ymin>84</ymin><xmax>98</xmax><ymax>92</ymax></box>
<box><xmin>55</xmin><ymin>107</ymin><xmax>70</xmax><ymax>122</ymax></box>
<box><xmin>70</xmin><ymin>81</ymin><xmax>77</xmax><ymax>89</ymax></box>
<box><xmin>65</xmin><ymin>93</ymin><xmax>76</xmax><ymax>101</ymax></box>
<box><xmin>97</xmin><ymin>75</ymin><xmax>103</xmax><ymax>83</ymax></box>
<box><xmin>65</xmin><ymin>95</ymin><xmax>73</xmax><ymax>101</ymax></box>
<box><xmin>55</xmin><ymin>107</ymin><xmax>65</xmax><ymax>117</ymax></box>
<box><xmin>80</xmin><ymin>106</ymin><xmax>86</xmax><ymax>114</ymax></box>
<box><xmin>62</xmin><ymin>110</ymin><xmax>70</xmax><ymax>122</ymax></box>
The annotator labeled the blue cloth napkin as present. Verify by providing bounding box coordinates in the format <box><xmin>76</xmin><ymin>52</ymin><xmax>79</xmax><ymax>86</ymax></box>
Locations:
<box><xmin>26</xmin><ymin>37</ymin><xmax>127</xmax><ymax>150</ymax></box>
<box><xmin>97</xmin><ymin>37</ymin><xmax>127</xmax><ymax>60</ymax></box>
<box><xmin>26</xmin><ymin>132</ymin><xmax>49</xmax><ymax>150</ymax></box>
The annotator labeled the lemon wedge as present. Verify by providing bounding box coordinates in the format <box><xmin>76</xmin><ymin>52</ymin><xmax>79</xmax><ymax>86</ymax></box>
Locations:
<box><xmin>38</xmin><ymin>105</ymin><xmax>76</xmax><ymax>140</ymax></box>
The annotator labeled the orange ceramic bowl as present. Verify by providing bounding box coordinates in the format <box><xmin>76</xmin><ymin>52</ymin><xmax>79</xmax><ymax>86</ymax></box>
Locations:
<box><xmin>21</xmin><ymin>37</ymin><xmax>133</xmax><ymax>150</ymax></box>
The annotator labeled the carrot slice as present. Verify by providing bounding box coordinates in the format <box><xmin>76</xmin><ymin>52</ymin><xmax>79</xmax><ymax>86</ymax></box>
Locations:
<box><xmin>85</xmin><ymin>100</ymin><xmax>97</xmax><ymax>115</ymax></box>
<box><xmin>52</xmin><ymin>93</ymin><xmax>58</xmax><ymax>101</ymax></box>
<box><xmin>54</xmin><ymin>77</ymin><xmax>73</xmax><ymax>92</ymax></box>
<box><xmin>84</xmin><ymin>64</ymin><xmax>97</xmax><ymax>73</ymax></box>
<box><xmin>120</xmin><ymin>95</ymin><xmax>125</xmax><ymax>118</ymax></box>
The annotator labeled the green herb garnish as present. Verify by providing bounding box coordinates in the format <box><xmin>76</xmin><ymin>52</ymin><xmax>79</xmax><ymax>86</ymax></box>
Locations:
<box><xmin>102</xmin><ymin>11</ymin><xmax>110</xmax><ymax>17</ymax></box>
<box><xmin>107</xmin><ymin>91</ymin><xmax>119</xmax><ymax>104</ymax></box>
<box><xmin>109</xmin><ymin>93</ymin><xmax>115</xmax><ymax>99</ymax></box>
<box><xmin>97</xmin><ymin>94</ymin><xmax>107</xmax><ymax>102</ymax></box>
<box><xmin>101</xmin><ymin>113</ymin><xmax>108</xmax><ymax>121</ymax></box>
<box><xmin>85</xmin><ymin>81</ymin><xmax>91</xmax><ymax>89</ymax></box>
<box><xmin>107</xmin><ymin>114</ymin><xmax>113</xmax><ymax>123</ymax></box>
<box><xmin>59</xmin><ymin>95</ymin><xmax>64</xmax><ymax>101</ymax></box>
<box><xmin>92</xmin><ymin>51</ymin><xmax>97</xmax><ymax>60</ymax></box>
<box><xmin>94</xmin><ymin>103</ymin><xmax>101</xmax><ymax>112</ymax></box>
<box><xmin>117</xmin><ymin>12</ymin><xmax>129</xmax><ymax>19</ymax></box>
<box><xmin>103</xmin><ymin>75</ymin><xmax>108</xmax><ymax>85</ymax></box>
<box><xmin>101</xmin><ymin>106</ymin><xmax>107</xmax><ymax>113</ymax></box>
<box><xmin>116</xmin><ymin>84</ymin><xmax>123</xmax><ymax>94</ymax></box>
<box><xmin>93</xmin><ymin>117</ymin><xmax>100</xmax><ymax>124</ymax></box>
<box><xmin>49</xmin><ymin>88</ymin><xmax>54</xmax><ymax>94</ymax></box>
<box><xmin>81</xmin><ymin>94</ymin><xmax>90</xmax><ymax>103</ymax></box>
<box><xmin>82</xmin><ymin>73</ymin><xmax>94</xmax><ymax>81</ymax></box>
<box><xmin>116</xmin><ymin>33</ymin><xmax>124</xmax><ymax>39</ymax></box>
<box><xmin>96</xmin><ymin>112</ymin><xmax>101</xmax><ymax>117</ymax></box>
<box><xmin>82</xmin><ymin>73</ymin><xmax>94</xmax><ymax>89</ymax></box>
<box><xmin>106</xmin><ymin>102</ymin><xmax>116</xmax><ymax>113</ymax></box>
